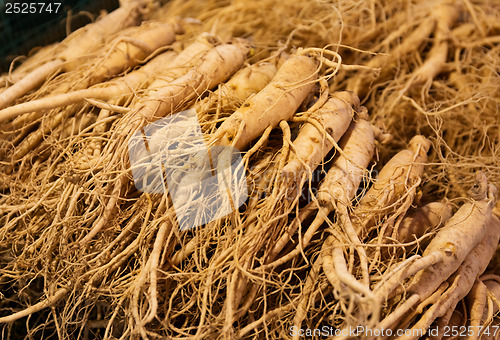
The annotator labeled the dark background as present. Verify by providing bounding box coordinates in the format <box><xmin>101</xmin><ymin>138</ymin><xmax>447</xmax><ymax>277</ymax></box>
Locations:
<box><xmin>0</xmin><ymin>0</ymin><xmax>120</xmax><ymax>73</ymax></box>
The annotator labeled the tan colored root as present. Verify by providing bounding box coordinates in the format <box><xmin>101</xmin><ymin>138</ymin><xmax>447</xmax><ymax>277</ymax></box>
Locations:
<box><xmin>120</xmin><ymin>39</ymin><xmax>249</xmax><ymax>131</ymax></box>
<box><xmin>329</xmin><ymin>235</ymin><xmax>378</xmax><ymax>322</ymax></box>
<box><xmin>265</xmin><ymin>114</ymin><xmax>376</xmax><ymax>269</ymax></box>
<box><xmin>406</xmin><ymin>177</ymin><xmax>496</xmax><ymax>302</ymax></box>
<box><xmin>0</xmin><ymin>0</ymin><xmax>153</xmax><ymax>110</ymax></box>
<box><xmin>212</xmin><ymin>53</ymin><xmax>318</xmax><ymax>150</ymax></box>
<box><xmin>136</xmin><ymin>32</ymin><xmax>219</xmax><ymax>92</ymax></box>
<box><xmin>282</xmin><ymin>91</ymin><xmax>355</xmax><ymax>193</ymax></box>
<box><xmin>392</xmin><ymin>212</ymin><xmax>500</xmax><ymax>338</ymax></box>
<box><xmin>346</xmin><ymin>16</ymin><xmax>435</xmax><ymax>97</ymax></box>
<box><xmin>375</xmin><ymin>250</ymin><xmax>445</xmax><ymax>302</ymax></box>
<box><xmin>467</xmin><ymin>280</ymin><xmax>488</xmax><ymax>340</ymax></box>
<box><xmin>0</xmin><ymin>59</ymin><xmax>63</xmax><ymax>110</ymax></box>
<box><xmin>88</xmin><ymin>20</ymin><xmax>184</xmax><ymax>85</ymax></box>
<box><xmin>73</xmin><ymin>176</ymin><xmax>124</xmax><ymax>247</ymax></box>
<box><xmin>263</xmin><ymin>207</ymin><xmax>331</xmax><ymax>269</ymax></box>
<box><xmin>380</xmin><ymin>201</ymin><xmax>453</xmax><ymax>260</ymax></box>
<box><xmin>0</xmin><ymin>287</ymin><xmax>68</xmax><ymax>324</ymax></box>
<box><xmin>407</xmin><ymin>2</ymin><xmax>461</xmax><ymax>87</ymax></box>
<box><xmin>0</xmin><ymin>51</ymin><xmax>177</xmax><ymax>123</ymax></box>
<box><xmin>1</xmin><ymin>0</ymin><xmax>500</xmax><ymax>337</ymax></box>
<box><xmin>376</xmin><ymin>293</ymin><xmax>421</xmax><ymax>332</ymax></box>
<box><xmin>195</xmin><ymin>60</ymin><xmax>278</xmax><ymax>119</ymax></box>
<box><xmin>131</xmin><ymin>220</ymin><xmax>171</xmax><ymax>336</ymax></box>
<box><xmin>291</xmin><ymin>256</ymin><xmax>322</xmax><ymax>340</ymax></box>
<box><xmin>354</xmin><ymin>135</ymin><xmax>431</xmax><ymax>238</ymax></box>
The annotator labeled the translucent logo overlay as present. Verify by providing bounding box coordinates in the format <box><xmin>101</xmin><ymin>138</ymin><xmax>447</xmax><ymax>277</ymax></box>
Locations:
<box><xmin>128</xmin><ymin>110</ymin><xmax>248</xmax><ymax>230</ymax></box>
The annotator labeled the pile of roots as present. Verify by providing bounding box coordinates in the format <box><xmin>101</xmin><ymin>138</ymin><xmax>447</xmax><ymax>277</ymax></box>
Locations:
<box><xmin>1</xmin><ymin>0</ymin><xmax>499</xmax><ymax>338</ymax></box>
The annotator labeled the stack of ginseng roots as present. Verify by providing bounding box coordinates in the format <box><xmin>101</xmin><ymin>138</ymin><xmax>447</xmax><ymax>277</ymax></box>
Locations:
<box><xmin>0</xmin><ymin>0</ymin><xmax>499</xmax><ymax>338</ymax></box>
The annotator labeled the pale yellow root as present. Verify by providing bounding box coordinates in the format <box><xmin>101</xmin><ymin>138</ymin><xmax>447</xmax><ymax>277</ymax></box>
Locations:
<box><xmin>390</xmin><ymin>201</ymin><xmax>452</xmax><ymax>244</ymax></box>
<box><xmin>330</xmin><ymin>235</ymin><xmax>378</xmax><ymax>318</ymax></box>
<box><xmin>396</xmin><ymin>214</ymin><xmax>500</xmax><ymax>339</ymax></box>
<box><xmin>212</xmin><ymin>53</ymin><xmax>318</xmax><ymax>150</ymax></box>
<box><xmin>267</xmin><ymin>116</ymin><xmax>376</xmax><ymax>266</ymax></box>
<box><xmin>322</xmin><ymin>236</ymin><xmax>342</xmax><ymax>290</ymax></box>
<box><xmin>354</xmin><ymin>135</ymin><xmax>431</xmax><ymax>238</ymax></box>
<box><xmin>131</xmin><ymin>220</ymin><xmax>171</xmax><ymax>334</ymax></box>
<box><xmin>0</xmin><ymin>51</ymin><xmax>176</xmax><ymax>123</ymax></box>
<box><xmin>381</xmin><ymin>201</ymin><xmax>453</xmax><ymax>259</ymax></box>
<box><xmin>259</xmin><ymin>121</ymin><xmax>374</xmax><ymax>315</ymax></box>
<box><xmin>467</xmin><ymin>280</ymin><xmax>488</xmax><ymax>340</ymax></box>
<box><xmin>34</xmin><ymin>113</ymin><xmax>96</xmax><ymax>158</ymax></box>
<box><xmin>356</xmin><ymin>134</ymin><xmax>431</xmax><ymax>207</ymax></box>
<box><xmin>216</xmin><ymin>61</ymin><xmax>278</xmax><ymax>104</ymax></box>
<box><xmin>84</xmin><ymin>99</ymin><xmax>130</xmax><ymax>113</ymax></box>
<box><xmin>9</xmin><ymin>52</ymin><xmax>170</xmax><ymax>161</ymax></box>
<box><xmin>0</xmin><ymin>0</ymin><xmax>153</xmax><ymax>110</ymax></box>
<box><xmin>74</xmin><ymin>176</ymin><xmax>124</xmax><ymax>247</ymax></box>
<box><xmin>82</xmin><ymin>51</ymin><xmax>182</xmax><ymax>165</ymax></box>
<box><xmin>170</xmin><ymin>235</ymin><xmax>199</xmax><ymax>266</ymax></box>
<box><xmin>11</xmin><ymin>107</ymin><xmax>85</xmax><ymax>161</ymax></box>
<box><xmin>318</xmin><ymin>117</ymin><xmax>376</xmax><ymax>287</ymax></box>
<box><xmin>281</xmin><ymin>91</ymin><xmax>356</xmax><ymax>192</ymax></box>
<box><xmin>376</xmin><ymin>294</ymin><xmax>421</xmax><ymax>331</ymax></box>
<box><xmin>222</xmin><ymin>267</ymin><xmax>240</xmax><ymax>338</ymax></box>
<box><xmin>85</xmin><ymin>109</ymin><xmax>117</xmax><ymax>157</ymax></box>
<box><xmin>261</xmin><ymin>118</ymin><xmax>377</xmax><ymax>324</ymax></box>
<box><xmin>407</xmin><ymin>178</ymin><xmax>496</xmax><ymax>302</ymax></box>
<box><xmin>375</xmin><ymin>251</ymin><xmax>444</xmax><ymax>301</ymax></box>
<box><xmin>194</xmin><ymin>61</ymin><xmax>278</xmax><ymax>117</ymax></box>
<box><xmin>58</xmin><ymin>0</ymin><xmax>155</xmax><ymax>66</ymax></box>
<box><xmin>336</xmin><ymin>203</ymin><xmax>372</xmax><ymax>287</ymax></box>
<box><xmin>0</xmin><ymin>59</ymin><xmax>63</xmax><ymax>110</ymax></box>
<box><xmin>0</xmin><ymin>287</ymin><xmax>69</xmax><ymax>324</ymax></box>
<box><xmin>291</xmin><ymin>257</ymin><xmax>322</xmax><ymax>340</ymax></box>
<box><xmin>237</xmin><ymin>304</ymin><xmax>294</xmax><ymax>338</ymax></box>
<box><xmin>88</xmin><ymin>20</ymin><xmax>184</xmax><ymax>84</ymax></box>
<box><xmin>263</xmin><ymin>206</ymin><xmax>331</xmax><ymax>270</ymax></box>
<box><xmin>316</xmin><ymin>117</ymin><xmax>376</xmax><ymax>207</ymax></box>
<box><xmin>2</xmin><ymin>43</ymin><xmax>59</xmax><ymax>84</ymax></box>
<box><xmin>138</xmin><ymin>32</ymin><xmax>219</xmax><ymax>92</ymax></box>
<box><xmin>263</xmin><ymin>203</ymin><xmax>316</xmax><ymax>266</ymax></box>
<box><xmin>120</xmin><ymin>39</ymin><xmax>250</xmax><ymax>133</ymax></box>
<box><xmin>409</xmin><ymin>1</ymin><xmax>461</xmax><ymax>86</ymax></box>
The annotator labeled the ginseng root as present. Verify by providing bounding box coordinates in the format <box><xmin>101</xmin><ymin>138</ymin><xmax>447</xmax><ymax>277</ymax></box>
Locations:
<box><xmin>0</xmin><ymin>0</ymin><xmax>154</xmax><ymax>109</ymax></box>
<box><xmin>212</xmin><ymin>53</ymin><xmax>318</xmax><ymax>150</ymax></box>
<box><xmin>376</xmin><ymin>174</ymin><xmax>497</xmax><ymax>331</ymax></box>
<box><xmin>397</xmin><ymin>215</ymin><xmax>500</xmax><ymax>340</ymax></box>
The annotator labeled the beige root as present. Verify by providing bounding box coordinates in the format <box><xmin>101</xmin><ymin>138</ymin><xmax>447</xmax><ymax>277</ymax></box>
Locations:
<box><xmin>397</xmin><ymin>215</ymin><xmax>500</xmax><ymax>340</ymax></box>
<box><xmin>0</xmin><ymin>0</ymin><xmax>155</xmax><ymax>109</ymax></box>
<box><xmin>281</xmin><ymin>91</ymin><xmax>355</xmax><ymax>194</ymax></box>
<box><xmin>212</xmin><ymin>53</ymin><xmax>318</xmax><ymax>150</ymax></box>
<box><xmin>354</xmin><ymin>135</ymin><xmax>431</xmax><ymax>239</ymax></box>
